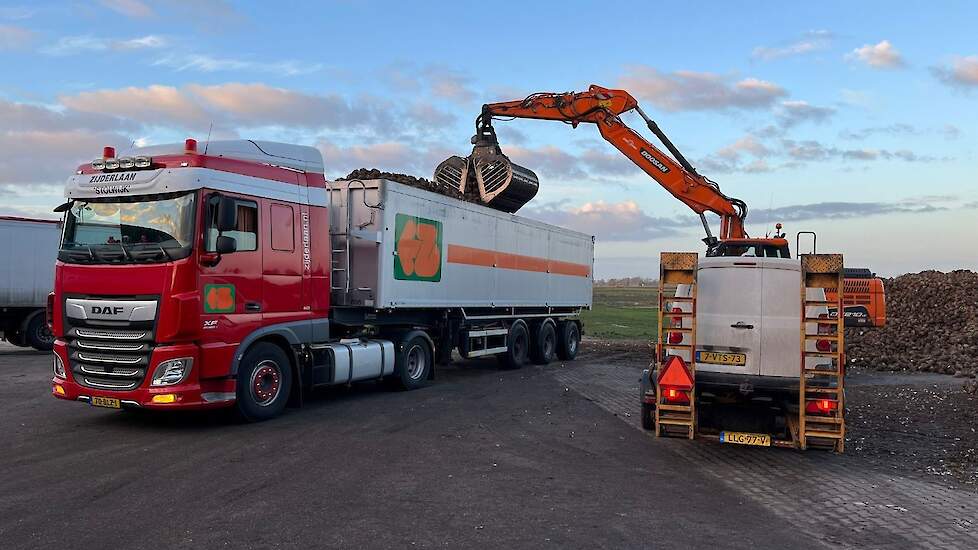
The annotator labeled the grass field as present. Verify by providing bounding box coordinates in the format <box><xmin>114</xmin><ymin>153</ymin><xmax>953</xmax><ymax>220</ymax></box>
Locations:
<box><xmin>580</xmin><ymin>286</ymin><xmax>659</xmax><ymax>341</ymax></box>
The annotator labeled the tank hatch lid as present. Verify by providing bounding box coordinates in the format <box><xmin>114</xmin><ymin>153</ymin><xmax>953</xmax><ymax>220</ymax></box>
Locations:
<box><xmin>128</xmin><ymin>140</ymin><xmax>324</xmax><ymax>174</ymax></box>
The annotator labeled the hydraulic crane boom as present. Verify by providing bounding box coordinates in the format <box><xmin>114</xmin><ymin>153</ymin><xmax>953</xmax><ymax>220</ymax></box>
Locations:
<box><xmin>478</xmin><ymin>84</ymin><xmax>752</xmax><ymax>248</ymax></box>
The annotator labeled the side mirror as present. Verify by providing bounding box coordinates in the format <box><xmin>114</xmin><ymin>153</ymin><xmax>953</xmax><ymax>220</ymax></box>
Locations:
<box><xmin>216</xmin><ymin>196</ymin><xmax>237</xmax><ymax>232</ymax></box>
<box><xmin>216</xmin><ymin>235</ymin><xmax>237</xmax><ymax>254</ymax></box>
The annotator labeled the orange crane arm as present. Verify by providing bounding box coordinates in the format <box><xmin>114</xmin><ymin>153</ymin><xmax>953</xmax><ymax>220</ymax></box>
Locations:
<box><xmin>480</xmin><ymin>85</ymin><xmax>748</xmax><ymax>242</ymax></box>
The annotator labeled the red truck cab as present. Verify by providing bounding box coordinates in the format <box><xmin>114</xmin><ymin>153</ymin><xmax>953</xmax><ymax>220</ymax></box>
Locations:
<box><xmin>51</xmin><ymin>139</ymin><xmax>331</xmax><ymax>418</ymax></box>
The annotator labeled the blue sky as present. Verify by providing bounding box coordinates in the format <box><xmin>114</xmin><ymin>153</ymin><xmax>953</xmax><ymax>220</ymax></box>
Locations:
<box><xmin>1</xmin><ymin>1</ymin><xmax>975</xmax><ymax>277</ymax></box>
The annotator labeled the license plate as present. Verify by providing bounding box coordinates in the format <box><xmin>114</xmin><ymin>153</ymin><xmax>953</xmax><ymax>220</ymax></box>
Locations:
<box><xmin>91</xmin><ymin>396</ymin><xmax>121</xmax><ymax>409</ymax></box>
<box><xmin>720</xmin><ymin>431</ymin><xmax>771</xmax><ymax>447</ymax></box>
<box><xmin>696</xmin><ymin>351</ymin><xmax>747</xmax><ymax>366</ymax></box>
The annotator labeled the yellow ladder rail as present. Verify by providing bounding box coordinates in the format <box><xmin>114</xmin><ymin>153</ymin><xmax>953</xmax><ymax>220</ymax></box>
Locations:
<box><xmin>654</xmin><ymin>252</ymin><xmax>698</xmax><ymax>440</ymax></box>
<box><xmin>799</xmin><ymin>254</ymin><xmax>846</xmax><ymax>452</ymax></box>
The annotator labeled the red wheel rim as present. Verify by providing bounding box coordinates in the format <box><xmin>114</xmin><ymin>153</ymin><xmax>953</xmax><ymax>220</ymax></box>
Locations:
<box><xmin>250</xmin><ymin>360</ymin><xmax>282</xmax><ymax>406</ymax></box>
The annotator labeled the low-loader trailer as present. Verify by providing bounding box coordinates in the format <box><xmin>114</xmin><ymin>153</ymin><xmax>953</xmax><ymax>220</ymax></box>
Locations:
<box><xmin>50</xmin><ymin>139</ymin><xmax>592</xmax><ymax>420</ymax></box>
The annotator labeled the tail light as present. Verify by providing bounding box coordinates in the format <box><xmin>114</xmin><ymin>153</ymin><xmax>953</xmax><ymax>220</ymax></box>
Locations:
<box><xmin>816</xmin><ymin>339</ymin><xmax>831</xmax><ymax>352</ymax></box>
<box><xmin>805</xmin><ymin>399</ymin><xmax>838</xmax><ymax>415</ymax></box>
<box><xmin>46</xmin><ymin>292</ymin><xmax>55</xmax><ymax>328</ymax></box>
<box><xmin>662</xmin><ymin>387</ymin><xmax>690</xmax><ymax>404</ymax></box>
<box><xmin>668</xmin><ymin>307</ymin><xmax>683</xmax><ymax>345</ymax></box>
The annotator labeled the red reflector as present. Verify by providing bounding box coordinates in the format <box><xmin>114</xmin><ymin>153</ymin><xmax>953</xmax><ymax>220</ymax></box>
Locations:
<box><xmin>658</xmin><ymin>355</ymin><xmax>693</xmax><ymax>390</ymax></box>
<box><xmin>668</xmin><ymin>306</ymin><xmax>684</xmax><ymax>344</ymax></box>
<box><xmin>805</xmin><ymin>399</ymin><xmax>838</xmax><ymax>415</ymax></box>
<box><xmin>103</xmin><ymin>146</ymin><xmax>115</xmax><ymax>159</ymax></box>
<box><xmin>816</xmin><ymin>339</ymin><xmax>831</xmax><ymax>352</ymax></box>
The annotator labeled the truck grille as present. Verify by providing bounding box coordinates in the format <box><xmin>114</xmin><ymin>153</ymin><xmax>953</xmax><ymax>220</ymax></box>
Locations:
<box><xmin>64</xmin><ymin>303</ymin><xmax>157</xmax><ymax>392</ymax></box>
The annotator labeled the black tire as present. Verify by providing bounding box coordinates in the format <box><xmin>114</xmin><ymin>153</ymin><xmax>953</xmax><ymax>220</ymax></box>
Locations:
<box><xmin>392</xmin><ymin>330</ymin><xmax>433</xmax><ymax>390</ymax></box>
<box><xmin>556</xmin><ymin>321</ymin><xmax>581</xmax><ymax>361</ymax></box>
<box><xmin>25</xmin><ymin>314</ymin><xmax>54</xmax><ymax>351</ymax></box>
<box><xmin>5</xmin><ymin>330</ymin><xmax>28</xmax><ymax>347</ymax></box>
<box><xmin>235</xmin><ymin>342</ymin><xmax>293</xmax><ymax>422</ymax></box>
<box><xmin>531</xmin><ymin>321</ymin><xmax>557</xmax><ymax>365</ymax></box>
<box><xmin>498</xmin><ymin>320</ymin><xmax>529</xmax><ymax>370</ymax></box>
<box><xmin>641</xmin><ymin>402</ymin><xmax>654</xmax><ymax>431</ymax></box>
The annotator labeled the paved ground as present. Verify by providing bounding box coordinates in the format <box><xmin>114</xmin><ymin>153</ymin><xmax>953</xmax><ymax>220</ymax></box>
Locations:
<box><xmin>2</xmin><ymin>341</ymin><xmax>976</xmax><ymax>549</ymax></box>
<box><xmin>1</xmin><ymin>343</ymin><xmax>815</xmax><ymax>550</ymax></box>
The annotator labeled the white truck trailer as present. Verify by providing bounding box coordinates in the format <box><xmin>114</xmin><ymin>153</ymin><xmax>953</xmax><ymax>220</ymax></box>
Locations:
<box><xmin>0</xmin><ymin>216</ymin><xmax>60</xmax><ymax>350</ymax></box>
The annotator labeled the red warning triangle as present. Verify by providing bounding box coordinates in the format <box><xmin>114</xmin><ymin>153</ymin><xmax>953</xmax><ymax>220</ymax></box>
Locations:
<box><xmin>658</xmin><ymin>355</ymin><xmax>693</xmax><ymax>390</ymax></box>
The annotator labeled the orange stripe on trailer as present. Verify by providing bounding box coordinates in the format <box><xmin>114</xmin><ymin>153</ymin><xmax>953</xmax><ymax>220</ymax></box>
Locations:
<box><xmin>446</xmin><ymin>244</ymin><xmax>590</xmax><ymax>278</ymax></box>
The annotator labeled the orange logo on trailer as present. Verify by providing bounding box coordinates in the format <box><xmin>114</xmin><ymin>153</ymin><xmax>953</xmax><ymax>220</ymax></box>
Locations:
<box><xmin>394</xmin><ymin>214</ymin><xmax>442</xmax><ymax>282</ymax></box>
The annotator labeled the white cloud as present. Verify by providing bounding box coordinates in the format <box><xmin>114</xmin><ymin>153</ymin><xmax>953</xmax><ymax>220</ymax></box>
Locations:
<box><xmin>931</xmin><ymin>55</ymin><xmax>978</xmax><ymax>88</ymax></box>
<box><xmin>619</xmin><ymin>66</ymin><xmax>787</xmax><ymax>112</ymax></box>
<box><xmin>60</xmin><ymin>83</ymin><xmax>388</xmax><ymax>132</ymax></box>
<box><xmin>98</xmin><ymin>0</ymin><xmax>154</xmax><ymax>18</ymax></box>
<box><xmin>0</xmin><ymin>24</ymin><xmax>34</xmax><ymax>50</ymax></box>
<box><xmin>846</xmin><ymin>40</ymin><xmax>905</xmax><ymax>69</ymax></box>
<box><xmin>752</xmin><ymin>30</ymin><xmax>833</xmax><ymax>61</ymax></box>
<box><xmin>41</xmin><ymin>34</ymin><xmax>167</xmax><ymax>55</ymax></box>
<box><xmin>154</xmin><ymin>54</ymin><xmax>322</xmax><ymax>76</ymax></box>
<box><xmin>777</xmin><ymin>100</ymin><xmax>836</xmax><ymax>127</ymax></box>
<box><xmin>317</xmin><ymin>141</ymin><xmax>421</xmax><ymax>177</ymax></box>
<box><xmin>524</xmin><ymin>200</ymin><xmax>687</xmax><ymax>241</ymax></box>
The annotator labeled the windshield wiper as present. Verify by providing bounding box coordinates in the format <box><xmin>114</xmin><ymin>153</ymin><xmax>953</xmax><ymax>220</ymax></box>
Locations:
<box><xmin>156</xmin><ymin>244</ymin><xmax>173</xmax><ymax>261</ymax></box>
<box><xmin>111</xmin><ymin>242</ymin><xmax>132</xmax><ymax>261</ymax></box>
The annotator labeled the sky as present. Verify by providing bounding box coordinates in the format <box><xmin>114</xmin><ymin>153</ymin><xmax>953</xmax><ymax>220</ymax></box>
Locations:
<box><xmin>0</xmin><ymin>0</ymin><xmax>975</xmax><ymax>278</ymax></box>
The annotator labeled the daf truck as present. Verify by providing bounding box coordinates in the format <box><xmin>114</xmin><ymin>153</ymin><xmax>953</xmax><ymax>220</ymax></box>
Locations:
<box><xmin>49</xmin><ymin>139</ymin><xmax>592</xmax><ymax>420</ymax></box>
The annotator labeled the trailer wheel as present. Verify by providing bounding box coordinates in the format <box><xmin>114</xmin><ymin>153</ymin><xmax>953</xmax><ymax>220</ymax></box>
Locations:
<box><xmin>498</xmin><ymin>320</ymin><xmax>529</xmax><ymax>370</ymax></box>
<box><xmin>556</xmin><ymin>321</ymin><xmax>581</xmax><ymax>361</ymax></box>
<box><xmin>235</xmin><ymin>342</ymin><xmax>293</xmax><ymax>422</ymax></box>
<box><xmin>392</xmin><ymin>331</ymin><xmax>433</xmax><ymax>390</ymax></box>
<box><xmin>25</xmin><ymin>314</ymin><xmax>54</xmax><ymax>351</ymax></box>
<box><xmin>531</xmin><ymin>321</ymin><xmax>557</xmax><ymax>365</ymax></box>
<box><xmin>641</xmin><ymin>402</ymin><xmax>654</xmax><ymax>431</ymax></box>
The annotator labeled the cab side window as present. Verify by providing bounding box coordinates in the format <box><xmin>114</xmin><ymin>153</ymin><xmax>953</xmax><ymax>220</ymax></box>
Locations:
<box><xmin>205</xmin><ymin>196</ymin><xmax>258</xmax><ymax>252</ymax></box>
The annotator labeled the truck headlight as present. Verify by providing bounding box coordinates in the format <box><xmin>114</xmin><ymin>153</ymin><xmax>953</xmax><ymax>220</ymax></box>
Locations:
<box><xmin>151</xmin><ymin>358</ymin><xmax>193</xmax><ymax>386</ymax></box>
<box><xmin>53</xmin><ymin>353</ymin><xmax>66</xmax><ymax>379</ymax></box>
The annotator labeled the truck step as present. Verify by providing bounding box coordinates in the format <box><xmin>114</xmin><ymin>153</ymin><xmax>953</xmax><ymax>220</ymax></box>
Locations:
<box><xmin>804</xmin><ymin>430</ymin><xmax>844</xmax><ymax>439</ymax></box>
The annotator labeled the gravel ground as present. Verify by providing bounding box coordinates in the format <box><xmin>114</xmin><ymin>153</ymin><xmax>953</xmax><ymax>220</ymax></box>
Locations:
<box><xmin>582</xmin><ymin>338</ymin><xmax>978</xmax><ymax>488</ymax></box>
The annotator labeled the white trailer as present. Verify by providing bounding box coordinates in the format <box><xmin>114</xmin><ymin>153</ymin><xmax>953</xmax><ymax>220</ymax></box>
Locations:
<box><xmin>0</xmin><ymin>216</ymin><xmax>60</xmax><ymax>350</ymax></box>
<box><xmin>327</xmin><ymin>179</ymin><xmax>593</xmax><ymax>366</ymax></box>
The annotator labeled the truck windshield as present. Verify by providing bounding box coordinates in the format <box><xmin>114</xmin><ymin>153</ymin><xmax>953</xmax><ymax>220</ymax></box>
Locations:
<box><xmin>59</xmin><ymin>192</ymin><xmax>196</xmax><ymax>264</ymax></box>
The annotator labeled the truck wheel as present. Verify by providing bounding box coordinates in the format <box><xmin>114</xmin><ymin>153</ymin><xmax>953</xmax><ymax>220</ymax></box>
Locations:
<box><xmin>235</xmin><ymin>342</ymin><xmax>293</xmax><ymax>422</ymax></box>
<box><xmin>556</xmin><ymin>321</ymin><xmax>581</xmax><ymax>361</ymax></box>
<box><xmin>25</xmin><ymin>314</ymin><xmax>54</xmax><ymax>351</ymax></box>
<box><xmin>5</xmin><ymin>330</ymin><xmax>28</xmax><ymax>347</ymax></box>
<box><xmin>531</xmin><ymin>321</ymin><xmax>557</xmax><ymax>365</ymax></box>
<box><xmin>641</xmin><ymin>402</ymin><xmax>654</xmax><ymax>431</ymax></box>
<box><xmin>392</xmin><ymin>331</ymin><xmax>433</xmax><ymax>390</ymax></box>
<box><xmin>498</xmin><ymin>320</ymin><xmax>529</xmax><ymax>370</ymax></box>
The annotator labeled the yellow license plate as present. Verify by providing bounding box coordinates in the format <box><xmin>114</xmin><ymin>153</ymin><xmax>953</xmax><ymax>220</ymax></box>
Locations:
<box><xmin>720</xmin><ymin>431</ymin><xmax>771</xmax><ymax>447</ymax></box>
<box><xmin>91</xmin><ymin>396</ymin><xmax>121</xmax><ymax>409</ymax></box>
<box><xmin>696</xmin><ymin>351</ymin><xmax>747</xmax><ymax>366</ymax></box>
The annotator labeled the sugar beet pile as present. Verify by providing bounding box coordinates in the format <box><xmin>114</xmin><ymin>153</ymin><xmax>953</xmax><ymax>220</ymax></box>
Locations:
<box><xmin>845</xmin><ymin>270</ymin><xmax>978</xmax><ymax>392</ymax></box>
<box><xmin>338</xmin><ymin>169</ymin><xmax>483</xmax><ymax>204</ymax></box>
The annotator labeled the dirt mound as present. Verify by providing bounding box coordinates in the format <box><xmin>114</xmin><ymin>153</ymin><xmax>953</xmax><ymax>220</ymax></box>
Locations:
<box><xmin>337</xmin><ymin>168</ymin><xmax>482</xmax><ymax>204</ymax></box>
<box><xmin>845</xmin><ymin>270</ymin><xmax>978</xmax><ymax>391</ymax></box>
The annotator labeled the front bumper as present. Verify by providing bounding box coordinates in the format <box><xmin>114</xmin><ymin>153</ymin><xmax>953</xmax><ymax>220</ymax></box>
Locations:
<box><xmin>51</xmin><ymin>341</ymin><xmax>236</xmax><ymax>410</ymax></box>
